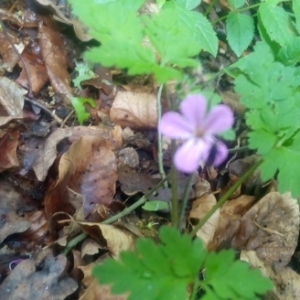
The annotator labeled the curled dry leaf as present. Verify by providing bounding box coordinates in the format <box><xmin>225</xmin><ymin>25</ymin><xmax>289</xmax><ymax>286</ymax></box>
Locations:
<box><xmin>79</xmin><ymin>222</ymin><xmax>136</xmax><ymax>259</ymax></box>
<box><xmin>44</xmin><ymin>136</ymin><xmax>117</xmax><ymax>217</ymax></box>
<box><xmin>117</xmin><ymin>147</ymin><xmax>140</xmax><ymax>168</ymax></box>
<box><xmin>232</xmin><ymin>192</ymin><xmax>299</xmax><ymax>270</ymax></box>
<box><xmin>189</xmin><ymin>193</ymin><xmax>220</xmax><ymax>247</ymax></box>
<box><xmin>110</xmin><ymin>91</ymin><xmax>157</xmax><ymax>129</ymax></box>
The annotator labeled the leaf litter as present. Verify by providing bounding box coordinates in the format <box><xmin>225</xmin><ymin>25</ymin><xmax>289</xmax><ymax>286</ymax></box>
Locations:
<box><xmin>0</xmin><ymin>1</ymin><xmax>299</xmax><ymax>299</ymax></box>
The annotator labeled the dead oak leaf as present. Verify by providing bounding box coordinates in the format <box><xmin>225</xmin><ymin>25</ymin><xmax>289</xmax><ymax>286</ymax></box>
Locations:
<box><xmin>110</xmin><ymin>91</ymin><xmax>157</xmax><ymax>129</ymax></box>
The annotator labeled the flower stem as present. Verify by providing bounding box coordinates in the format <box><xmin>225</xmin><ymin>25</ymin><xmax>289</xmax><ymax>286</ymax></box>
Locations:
<box><xmin>63</xmin><ymin>175</ymin><xmax>170</xmax><ymax>255</ymax></box>
<box><xmin>178</xmin><ymin>173</ymin><xmax>195</xmax><ymax>231</ymax></box>
<box><xmin>171</xmin><ymin>142</ymin><xmax>179</xmax><ymax>227</ymax></box>
<box><xmin>156</xmin><ymin>84</ymin><xmax>168</xmax><ymax>188</ymax></box>
<box><xmin>189</xmin><ymin>158</ymin><xmax>263</xmax><ymax>238</ymax></box>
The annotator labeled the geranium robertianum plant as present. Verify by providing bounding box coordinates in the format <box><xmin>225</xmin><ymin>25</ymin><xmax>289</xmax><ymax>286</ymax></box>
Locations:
<box><xmin>65</xmin><ymin>0</ymin><xmax>290</xmax><ymax>298</ymax></box>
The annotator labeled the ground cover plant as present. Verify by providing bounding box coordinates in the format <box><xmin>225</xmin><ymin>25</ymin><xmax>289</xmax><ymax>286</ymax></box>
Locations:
<box><xmin>0</xmin><ymin>0</ymin><xmax>299</xmax><ymax>299</ymax></box>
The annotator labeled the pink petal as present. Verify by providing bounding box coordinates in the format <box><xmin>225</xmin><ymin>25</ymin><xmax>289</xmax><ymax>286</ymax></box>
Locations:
<box><xmin>159</xmin><ymin>112</ymin><xmax>194</xmax><ymax>139</ymax></box>
<box><xmin>180</xmin><ymin>95</ymin><xmax>207</xmax><ymax>129</ymax></box>
<box><xmin>204</xmin><ymin>105</ymin><xmax>234</xmax><ymax>135</ymax></box>
<box><xmin>173</xmin><ymin>138</ymin><xmax>210</xmax><ymax>173</ymax></box>
<box><xmin>212</xmin><ymin>141</ymin><xmax>228</xmax><ymax>166</ymax></box>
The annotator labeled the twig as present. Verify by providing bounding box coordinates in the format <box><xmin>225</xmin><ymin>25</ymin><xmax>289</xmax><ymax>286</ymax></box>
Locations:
<box><xmin>24</xmin><ymin>97</ymin><xmax>65</xmax><ymax>125</ymax></box>
<box><xmin>189</xmin><ymin>159</ymin><xmax>263</xmax><ymax>238</ymax></box>
<box><xmin>63</xmin><ymin>175</ymin><xmax>170</xmax><ymax>255</ymax></box>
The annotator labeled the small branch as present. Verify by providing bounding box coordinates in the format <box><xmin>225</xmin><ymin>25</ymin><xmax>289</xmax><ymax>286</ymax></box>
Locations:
<box><xmin>24</xmin><ymin>97</ymin><xmax>65</xmax><ymax>125</ymax></box>
<box><xmin>63</xmin><ymin>175</ymin><xmax>170</xmax><ymax>255</ymax></box>
<box><xmin>189</xmin><ymin>159</ymin><xmax>263</xmax><ymax>238</ymax></box>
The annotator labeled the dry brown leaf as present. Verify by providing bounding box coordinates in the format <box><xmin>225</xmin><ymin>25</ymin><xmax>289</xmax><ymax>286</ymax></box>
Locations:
<box><xmin>221</xmin><ymin>90</ymin><xmax>245</xmax><ymax>116</ymax></box>
<box><xmin>118</xmin><ymin>165</ymin><xmax>159</xmax><ymax>195</ymax></box>
<box><xmin>44</xmin><ymin>136</ymin><xmax>117</xmax><ymax>217</ymax></box>
<box><xmin>0</xmin><ymin>77</ymin><xmax>26</xmax><ymax>126</ymax></box>
<box><xmin>0</xmin><ymin>253</ymin><xmax>77</xmax><ymax>299</ymax></box>
<box><xmin>79</xmin><ymin>223</ymin><xmax>136</xmax><ymax>259</ymax></box>
<box><xmin>232</xmin><ymin>192</ymin><xmax>299</xmax><ymax>270</ymax></box>
<box><xmin>80</xmin><ymin>279</ymin><xmax>128</xmax><ymax>300</ymax></box>
<box><xmin>208</xmin><ymin>195</ymin><xmax>256</xmax><ymax>251</ymax></box>
<box><xmin>110</xmin><ymin>91</ymin><xmax>157</xmax><ymax>129</ymax></box>
<box><xmin>189</xmin><ymin>193</ymin><xmax>220</xmax><ymax>247</ymax></box>
<box><xmin>0</xmin><ymin>130</ymin><xmax>19</xmax><ymax>172</ymax></box>
<box><xmin>38</xmin><ymin>21</ymin><xmax>72</xmax><ymax>97</ymax></box>
<box><xmin>0</xmin><ymin>180</ymin><xmax>32</xmax><ymax>243</ymax></box>
<box><xmin>241</xmin><ymin>250</ymin><xmax>300</xmax><ymax>300</ymax></box>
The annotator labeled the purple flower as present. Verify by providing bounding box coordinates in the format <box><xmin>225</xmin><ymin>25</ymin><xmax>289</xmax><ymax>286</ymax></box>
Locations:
<box><xmin>159</xmin><ymin>94</ymin><xmax>234</xmax><ymax>173</ymax></box>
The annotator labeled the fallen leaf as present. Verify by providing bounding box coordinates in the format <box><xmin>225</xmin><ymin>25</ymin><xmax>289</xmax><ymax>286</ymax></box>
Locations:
<box><xmin>110</xmin><ymin>91</ymin><xmax>157</xmax><ymax>129</ymax></box>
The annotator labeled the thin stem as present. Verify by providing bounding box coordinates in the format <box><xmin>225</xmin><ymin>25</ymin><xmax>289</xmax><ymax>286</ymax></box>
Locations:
<box><xmin>204</xmin><ymin>0</ymin><xmax>218</xmax><ymax>16</ymax></box>
<box><xmin>190</xmin><ymin>274</ymin><xmax>201</xmax><ymax>300</ymax></box>
<box><xmin>178</xmin><ymin>173</ymin><xmax>195</xmax><ymax>231</ymax></box>
<box><xmin>171</xmin><ymin>140</ymin><xmax>178</xmax><ymax>227</ymax></box>
<box><xmin>63</xmin><ymin>175</ymin><xmax>170</xmax><ymax>255</ymax></box>
<box><xmin>212</xmin><ymin>4</ymin><xmax>260</xmax><ymax>24</ymax></box>
<box><xmin>189</xmin><ymin>159</ymin><xmax>263</xmax><ymax>238</ymax></box>
<box><xmin>156</xmin><ymin>84</ymin><xmax>168</xmax><ymax>188</ymax></box>
<box><xmin>228</xmin><ymin>146</ymin><xmax>249</xmax><ymax>153</ymax></box>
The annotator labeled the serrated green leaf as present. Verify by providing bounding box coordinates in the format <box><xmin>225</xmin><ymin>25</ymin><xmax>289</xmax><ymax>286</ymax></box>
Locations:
<box><xmin>71</xmin><ymin>97</ymin><xmax>95</xmax><ymax>124</ymax></box>
<box><xmin>277</xmin><ymin>37</ymin><xmax>300</xmax><ymax>65</ymax></box>
<box><xmin>226</xmin><ymin>12</ymin><xmax>254</xmax><ymax>56</ymax></box>
<box><xmin>258</xmin><ymin>3</ymin><xmax>297</xmax><ymax>46</ymax></box>
<box><xmin>93</xmin><ymin>226</ymin><xmax>205</xmax><ymax>300</ymax></box>
<box><xmin>191</xmin><ymin>10</ymin><xmax>218</xmax><ymax>56</ymax></box>
<box><xmin>260</xmin><ymin>132</ymin><xmax>300</xmax><ymax>197</ymax></box>
<box><xmin>293</xmin><ymin>0</ymin><xmax>300</xmax><ymax>32</ymax></box>
<box><xmin>159</xmin><ymin>227</ymin><xmax>206</xmax><ymax>277</ymax></box>
<box><xmin>248</xmin><ymin>130</ymin><xmax>278</xmax><ymax>154</ymax></box>
<box><xmin>228</xmin><ymin>0</ymin><xmax>246</xmax><ymax>9</ymax></box>
<box><xmin>175</xmin><ymin>0</ymin><xmax>201</xmax><ymax>10</ymax></box>
<box><xmin>204</xmin><ymin>250</ymin><xmax>273</xmax><ymax>299</ymax></box>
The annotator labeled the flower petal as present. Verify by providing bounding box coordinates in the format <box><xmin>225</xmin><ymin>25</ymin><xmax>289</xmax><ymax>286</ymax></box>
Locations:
<box><xmin>212</xmin><ymin>141</ymin><xmax>228</xmax><ymax>166</ymax></box>
<box><xmin>180</xmin><ymin>95</ymin><xmax>207</xmax><ymax>129</ymax></box>
<box><xmin>159</xmin><ymin>112</ymin><xmax>194</xmax><ymax>139</ymax></box>
<box><xmin>204</xmin><ymin>105</ymin><xmax>234</xmax><ymax>135</ymax></box>
<box><xmin>174</xmin><ymin>138</ymin><xmax>210</xmax><ymax>173</ymax></box>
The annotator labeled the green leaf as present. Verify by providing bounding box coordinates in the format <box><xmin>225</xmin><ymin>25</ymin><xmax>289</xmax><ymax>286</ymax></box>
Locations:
<box><xmin>228</xmin><ymin>0</ymin><xmax>246</xmax><ymax>9</ymax></box>
<box><xmin>226</xmin><ymin>12</ymin><xmax>254</xmax><ymax>57</ymax></box>
<box><xmin>175</xmin><ymin>0</ymin><xmax>201</xmax><ymax>10</ymax></box>
<box><xmin>156</xmin><ymin>0</ymin><xmax>166</xmax><ymax>9</ymax></box>
<box><xmin>142</xmin><ymin>200</ymin><xmax>169</xmax><ymax>211</ymax></box>
<box><xmin>70</xmin><ymin>97</ymin><xmax>95</xmax><ymax>125</ymax></box>
<box><xmin>258</xmin><ymin>3</ymin><xmax>297</xmax><ymax>46</ymax></box>
<box><xmin>204</xmin><ymin>250</ymin><xmax>273</xmax><ymax>299</ymax></box>
<box><xmin>93</xmin><ymin>227</ymin><xmax>205</xmax><ymax>300</ymax></box>
<box><xmin>277</xmin><ymin>37</ymin><xmax>300</xmax><ymax>66</ymax></box>
<box><xmin>72</xmin><ymin>62</ymin><xmax>97</xmax><ymax>89</ymax></box>
<box><xmin>248</xmin><ymin>130</ymin><xmax>278</xmax><ymax>154</ymax></box>
<box><xmin>260</xmin><ymin>132</ymin><xmax>300</xmax><ymax>197</ymax></box>
<box><xmin>293</xmin><ymin>0</ymin><xmax>300</xmax><ymax>32</ymax></box>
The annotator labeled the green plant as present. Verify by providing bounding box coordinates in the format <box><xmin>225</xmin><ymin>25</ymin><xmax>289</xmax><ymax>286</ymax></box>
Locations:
<box><xmin>67</xmin><ymin>0</ymin><xmax>300</xmax><ymax>298</ymax></box>
<box><xmin>93</xmin><ymin>226</ymin><xmax>273</xmax><ymax>300</ymax></box>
